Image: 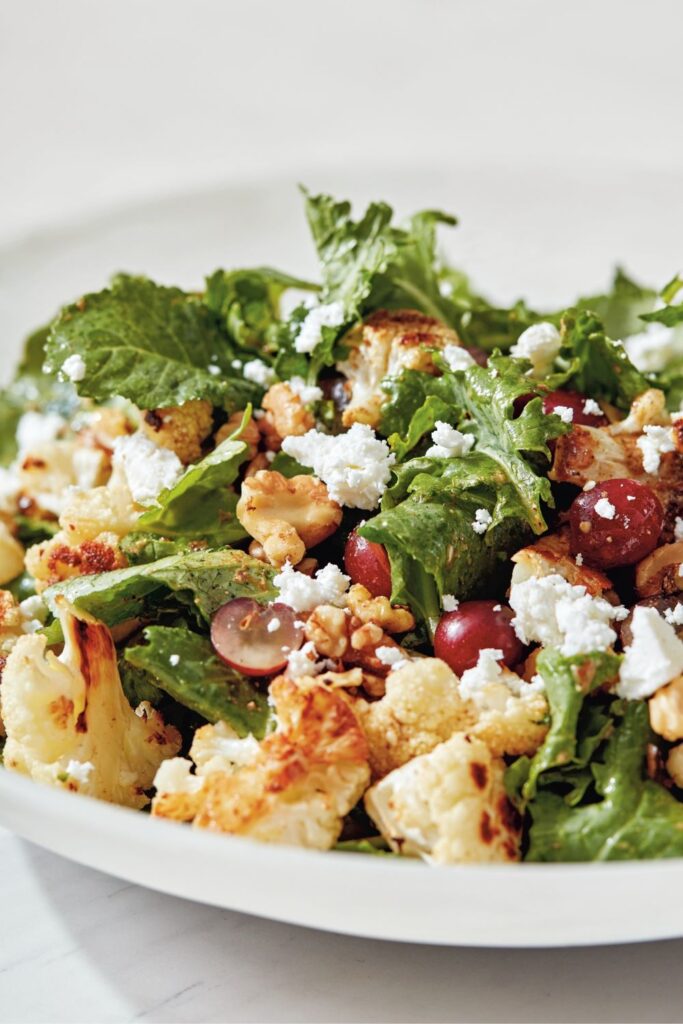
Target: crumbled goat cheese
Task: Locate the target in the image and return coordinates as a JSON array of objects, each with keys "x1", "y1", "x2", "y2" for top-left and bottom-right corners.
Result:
[
  {"x1": 282, "y1": 423, "x2": 395, "y2": 510},
  {"x1": 583, "y1": 480, "x2": 597, "y2": 492},
  {"x1": 286, "y1": 640, "x2": 326, "y2": 677},
  {"x1": 61, "y1": 353, "x2": 87, "y2": 382},
  {"x1": 617, "y1": 606, "x2": 683, "y2": 699},
  {"x1": 675, "y1": 517, "x2": 683, "y2": 542},
  {"x1": 267, "y1": 617, "x2": 281, "y2": 633},
  {"x1": 552, "y1": 405, "x2": 574, "y2": 424},
  {"x1": 623, "y1": 322, "x2": 682, "y2": 373},
  {"x1": 509, "y1": 572, "x2": 627, "y2": 657},
  {"x1": 442, "y1": 594, "x2": 459, "y2": 612},
  {"x1": 442, "y1": 344, "x2": 476, "y2": 372},
  {"x1": 273, "y1": 562, "x2": 350, "y2": 612},
  {"x1": 208, "y1": 364, "x2": 222, "y2": 376},
  {"x1": 594, "y1": 497, "x2": 616, "y2": 520},
  {"x1": 113, "y1": 432, "x2": 184, "y2": 505},
  {"x1": 287, "y1": 376, "x2": 323, "y2": 403},
  {"x1": 425, "y1": 421, "x2": 475, "y2": 459},
  {"x1": 169, "y1": 654, "x2": 180, "y2": 667},
  {"x1": 582, "y1": 398, "x2": 602, "y2": 417},
  {"x1": 16, "y1": 411, "x2": 65, "y2": 452},
  {"x1": 665, "y1": 604, "x2": 683, "y2": 626},
  {"x1": 509, "y1": 322, "x2": 562, "y2": 376},
  {"x1": 458, "y1": 649, "x2": 504, "y2": 695},
  {"x1": 575, "y1": 552, "x2": 584, "y2": 566},
  {"x1": 65, "y1": 759, "x2": 95, "y2": 785},
  {"x1": 242, "y1": 359, "x2": 276, "y2": 388},
  {"x1": 637, "y1": 425, "x2": 675, "y2": 474},
  {"x1": 295, "y1": 301, "x2": 346, "y2": 354},
  {"x1": 471, "y1": 508, "x2": 493, "y2": 535},
  {"x1": 376, "y1": 646, "x2": 407, "y2": 669}
]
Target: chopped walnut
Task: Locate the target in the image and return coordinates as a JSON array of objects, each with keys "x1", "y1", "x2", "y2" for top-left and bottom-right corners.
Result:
[
  {"x1": 244, "y1": 452, "x2": 271, "y2": 477},
  {"x1": 305, "y1": 605, "x2": 349, "y2": 658},
  {"x1": 346, "y1": 584, "x2": 415, "y2": 633},
  {"x1": 141, "y1": 400, "x2": 214, "y2": 464},
  {"x1": 236, "y1": 471, "x2": 342, "y2": 567},
  {"x1": 216, "y1": 411, "x2": 260, "y2": 459},
  {"x1": 650, "y1": 675, "x2": 683, "y2": 742},
  {"x1": 261, "y1": 383, "x2": 315, "y2": 450}
]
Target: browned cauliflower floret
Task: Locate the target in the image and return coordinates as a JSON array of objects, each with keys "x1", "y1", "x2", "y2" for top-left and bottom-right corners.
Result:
[
  {"x1": 458, "y1": 659, "x2": 549, "y2": 758},
  {"x1": 0, "y1": 521, "x2": 25, "y2": 585},
  {"x1": 17, "y1": 440, "x2": 109, "y2": 518},
  {"x1": 153, "y1": 675, "x2": 370, "y2": 849},
  {"x1": 141, "y1": 400, "x2": 214, "y2": 464},
  {"x1": 236, "y1": 470, "x2": 342, "y2": 567},
  {"x1": 635, "y1": 542, "x2": 683, "y2": 599},
  {"x1": 511, "y1": 529, "x2": 612, "y2": 597},
  {"x1": 261, "y1": 382, "x2": 315, "y2": 450},
  {"x1": 355, "y1": 658, "x2": 475, "y2": 779},
  {"x1": 338, "y1": 309, "x2": 460, "y2": 428},
  {"x1": 649, "y1": 675, "x2": 683, "y2": 742},
  {"x1": 26, "y1": 531, "x2": 126, "y2": 591},
  {"x1": 1, "y1": 601, "x2": 181, "y2": 808},
  {"x1": 365, "y1": 732, "x2": 522, "y2": 863}
]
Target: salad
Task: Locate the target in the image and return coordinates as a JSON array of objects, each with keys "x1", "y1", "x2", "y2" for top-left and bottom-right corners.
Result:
[{"x1": 1, "y1": 189, "x2": 683, "y2": 865}]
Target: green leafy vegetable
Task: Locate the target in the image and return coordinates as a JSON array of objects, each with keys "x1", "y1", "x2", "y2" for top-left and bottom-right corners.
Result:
[
  {"x1": 334, "y1": 837, "x2": 394, "y2": 856},
  {"x1": 641, "y1": 274, "x2": 683, "y2": 327},
  {"x1": 204, "y1": 267, "x2": 317, "y2": 355},
  {"x1": 119, "y1": 533, "x2": 206, "y2": 565},
  {"x1": 46, "y1": 274, "x2": 259, "y2": 412},
  {"x1": 554, "y1": 311, "x2": 649, "y2": 409},
  {"x1": 43, "y1": 548, "x2": 276, "y2": 634},
  {"x1": 577, "y1": 267, "x2": 657, "y2": 340},
  {"x1": 126, "y1": 626, "x2": 271, "y2": 737},
  {"x1": 119, "y1": 657, "x2": 163, "y2": 708},
  {"x1": 137, "y1": 411, "x2": 250, "y2": 542}
]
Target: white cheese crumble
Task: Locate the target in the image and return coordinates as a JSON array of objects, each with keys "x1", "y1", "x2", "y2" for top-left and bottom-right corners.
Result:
[
  {"x1": 675, "y1": 517, "x2": 683, "y2": 542},
  {"x1": 637, "y1": 424, "x2": 675, "y2": 474},
  {"x1": 295, "y1": 301, "x2": 346, "y2": 354},
  {"x1": 458, "y1": 648, "x2": 504, "y2": 695},
  {"x1": 509, "y1": 322, "x2": 562, "y2": 376},
  {"x1": 617, "y1": 606, "x2": 683, "y2": 699},
  {"x1": 623, "y1": 322, "x2": 682, "y2": 373},
  {"x1": 442, "y1": 344, "x2": 476, "y2": 372},
  {"x1": 169, "y1": 654, "x2": 180, "y2": 667},
  {"x1": 273, "y1": 561, "x2": 350, "y2": 612},
  {"x1": 242, "y1": 359, "x2": 276, "y2": 388},
  {"x1": 65, "y1": 759, "x2": 95, "y2": 785},
  {"x1": 61, "y1": 353, "x2": 87, "y2": 382},
  {"x1": 282, "y1": 423, "x2": 395, "y2": 510},
  {"x1": 425, "y1": 421, "x2": 475, "y2": 459},
  {"x1": 112, "y1": 432, "x2": 184, "y2": 505},
  {"x1": 376, "y1": 645, "x2": 407, "y2": 669},
  {"x1": 575, "y1": 552, "x2": 584, "y2": 566},
  {"x1": 458, "y1": 649, "x2": 546, "y2": 708},
  {"x1": 267, "y1": 617, "x2": 281, "y2": 633},
  {"x1": 594, "y1": 497, "x2": 616, "y2": 520},
  {"x1": 471, "y1": 508, "x2": 493, "y2": 535},
  {"x1": 665, "y1": 604, "x2": 683, "y2": 626},
  {"x1": 583, "y1": 480, "x2": 597, "y2": 492},
  {"x1": 208, "y1": 364, "x2": 221, "y2": 376},
  {"x1": 552, "y1": 405, "x2": 574, "y2": 424},
  {"x1": 582, "y1": 398, "x2": 602, "y2": 417},
  {"x1": 442, "y1": 594, "x2": 459, "y2": 612},
  {"x1": 286, "y1": 640, "x2": 327, "y2": 678},
  {"x1": 16, "y1": 411, "x2": 66, "y2": 452},
  {"x1": 287, "y1": 376, "x2": 323, "y2": 403},
  {"x1": 509, "y1": 572, "x2": 627, "y2": 657}
]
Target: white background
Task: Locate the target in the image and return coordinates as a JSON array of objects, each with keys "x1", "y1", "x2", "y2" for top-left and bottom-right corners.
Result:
[{"x1": 2, "y1": 2, "x2": 683, "y2": 1022}]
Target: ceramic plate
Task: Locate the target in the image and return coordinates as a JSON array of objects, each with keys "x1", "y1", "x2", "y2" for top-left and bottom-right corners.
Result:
[{"x1": 2, "y1": 166, "x2": 683, "y2": 946}]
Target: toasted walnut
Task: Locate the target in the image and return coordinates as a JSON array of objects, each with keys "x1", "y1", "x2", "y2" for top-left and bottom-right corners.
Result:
[
  {"x1": 237, "y1": 471, "x2": 342, "y2": 567},
  {"x1": 26, "y1": 532, "x2": 126, "y2": 591},
  {"x1": 141, "y1": 400, "x2": 214, "y2": 464},
  {"x1": 216, "y1": 411, "x2": 259, "y2": 459},
  {"x1": 261, "y1": 383, "x2": 315, "y2": 450},
  {"x1": 349, "y1": 621, "x2": 384, "y2": 650},
  {"x1": 244, "y1": 453, "x2": 272, "y2": 477},
  {"x1": 346, "y1": 584, "x2": 415, "y2": 633},
  {"x1": 650, "y1": 675, "x2": 683, "y2": 742},
  {"x1": 305, "y1": 605, "x2": 349, "y2": 658},
  {"x1": 635, "y1": 542, "x2": 683, "y2": 599},
  {"x1": 667, "y1": 744, "x2": 683, "y2": 787},
  {"x1": 247, "y1": 539, "x2": 269, "y2": 563},
  {"x1": 296, "y1": 557, "x2": 318, "y2": 577}
]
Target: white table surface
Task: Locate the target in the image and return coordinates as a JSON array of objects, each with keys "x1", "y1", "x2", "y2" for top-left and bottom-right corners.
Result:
[{"x1": 2, "y1": 2, "x2": 683, "y2": 1021}]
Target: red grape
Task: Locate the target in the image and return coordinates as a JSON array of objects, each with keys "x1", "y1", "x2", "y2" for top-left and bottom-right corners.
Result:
[
  {"x1": 434, "y1": 600, "x2": 525, "y2": 677},
  {"x1": 541, "y1": 389, "x2": 609, "y2": 428},
  {"x1": 465, "y1": 346, "x2": 488, "y2": 367},
  {"x1": 569, "y1": 478, "x2": 663, "y2": 569},
  {"x1": 210, "y1": 598, "x2": 304, "y2": 676},
  {"x1": 344, "y1": 530, "x2": 392, "y2": 598}
]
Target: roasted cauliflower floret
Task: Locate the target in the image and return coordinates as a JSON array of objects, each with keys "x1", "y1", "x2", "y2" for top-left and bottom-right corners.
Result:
[
  {"x1": 650, "y1": 675, "x2": 683, "y2": 742},
  {"x1": 347, "y1": 584, "x2": 415, "y2": 633},
  {"x1": 141, "y1": 399, "x2": 214, "y2": 464},
  {"x1": 153, "y1": 675, "x2": 370, "y2": 849},
  {"x1": 0, "y1": 590, "x2": 24, "y2": 659},
  {"x1": 458, "y1": 659, "x2": 548, "y2": 757},
  {"x1": 17, "y1": 440, "x2": 109, "y2": 518},
  {"x1": 261, "y1": 382, "x2": 315, "y2": 450},
  {"x1": 338, "y1": 309, "x2": 461, "y2": 428},
  {"x1": 355, "y1": 658, "x2": 474, "y2": 778},
  {"x1": 237, "y1": 470, "x2": 342, "y2": 567},
  {"x1": 0, "y1": 521, "x2": 24, "y2": 585},
  {"x1": 635, "y1": 542, "x2": 683, "y2": 599},
  {"x1": 25, "y1": 531, "x2": 126, "y2": 590},
  {"x1": 511, "y1": 529, "x2": 612, "y2": 596},
  {"x1": 1, "y1": 601, "x2": 181, "y2": 808},
  {"x1": 365, "y1": 732, "x2": 522, "y2": 863}
]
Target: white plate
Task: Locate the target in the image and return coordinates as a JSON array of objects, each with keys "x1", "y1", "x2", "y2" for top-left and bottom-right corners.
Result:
[{"x1": 2, "y1": 167, "x2": 683, "y2": 947}]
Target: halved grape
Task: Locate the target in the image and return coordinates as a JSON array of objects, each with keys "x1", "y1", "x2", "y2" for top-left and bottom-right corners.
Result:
[
  {"x1": 541, "y1": 389, "x2": 609, "y2": 427},
  {"x1": 569, "y1": 478, "x2": 663, "y2": 569},
  {"x1": 344, "y1": 530, "x2": 392, "y2": 598},
  {"x1": 433, "y1": 600, "x2": 525, "y2": 677},
  {"x1": 210, "y1": 598, "x2": 304, "y2": 677}
]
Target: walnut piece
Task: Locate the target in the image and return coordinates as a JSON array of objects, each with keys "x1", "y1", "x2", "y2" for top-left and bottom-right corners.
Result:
[
  {"x1": 346, "y1": 584, "x2": 415, "y2": 633},
  {"x1": 261, "y1": 383, "x2": 315, "y2": 450},
  {"x1": 236, "y1": 471, "x2": 342, "y2": 567},
  {"x1": 305, "y1": 605, "x2": 349, "y2": 658}
]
